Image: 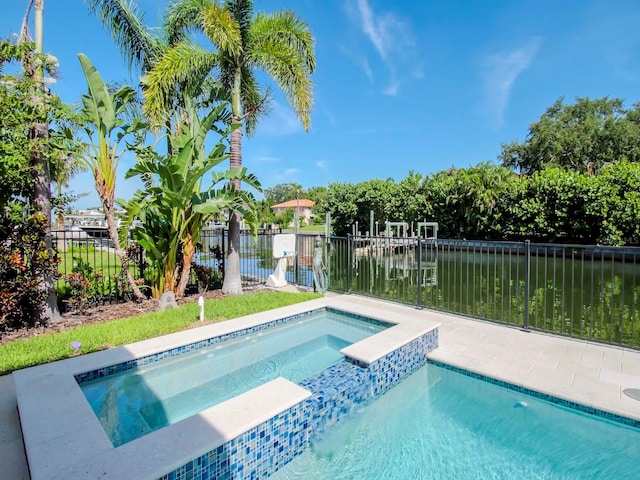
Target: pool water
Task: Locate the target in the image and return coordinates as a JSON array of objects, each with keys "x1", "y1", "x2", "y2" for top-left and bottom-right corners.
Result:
[
  {"x1": 272, "y1": 363, "x2": 640, "y2": 479},
  {"x1": 81, "y1": 311, "x2": 387, "y2": 447}
]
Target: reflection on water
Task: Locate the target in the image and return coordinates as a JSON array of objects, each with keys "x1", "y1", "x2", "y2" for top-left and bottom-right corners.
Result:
[{"x1": 330, "y1": 240, "x2": 640, "y2": 347}]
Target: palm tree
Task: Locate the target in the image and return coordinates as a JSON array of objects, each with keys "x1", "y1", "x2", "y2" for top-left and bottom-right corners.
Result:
[
  {"x1": 76, "y1": 53, "x2": 146, "y2": 301},
  {"x1": 87, "y1": 0, "x2": 239, "y2": 297},
  {"x1": 19, "y1": 0, "x2": 62, "y2": 322},
  {"x1": 143, "y1": 0, "x2": 315, "y2": 294}
]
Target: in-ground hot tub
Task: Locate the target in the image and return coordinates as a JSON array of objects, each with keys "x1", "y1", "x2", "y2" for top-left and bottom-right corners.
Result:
[{"x1": 79, "y1": 309, "x2": 391, "y2": 446}]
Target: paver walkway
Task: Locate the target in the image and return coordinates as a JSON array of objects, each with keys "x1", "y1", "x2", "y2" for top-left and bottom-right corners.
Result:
[{"x1": 0, "y1": 374, "x2": 29, "y2": 479}]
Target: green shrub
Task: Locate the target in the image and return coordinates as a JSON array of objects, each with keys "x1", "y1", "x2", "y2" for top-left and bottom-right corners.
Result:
[{"x1": 0, "y1": 213, "x2": 59, "y2": 331}]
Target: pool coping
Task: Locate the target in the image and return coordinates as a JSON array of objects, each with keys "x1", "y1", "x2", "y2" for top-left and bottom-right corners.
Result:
[{"x1": 13, "y1": 296, "x2": 440, "y2": 480}]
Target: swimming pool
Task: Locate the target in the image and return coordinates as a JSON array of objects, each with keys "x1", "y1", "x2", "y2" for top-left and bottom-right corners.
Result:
[
  {"x1": 272, "y1": 362, "x2": 640, "y2": 479},
  {"x1": 80, "y1": 310, "x2": 389, "y2": 446}
]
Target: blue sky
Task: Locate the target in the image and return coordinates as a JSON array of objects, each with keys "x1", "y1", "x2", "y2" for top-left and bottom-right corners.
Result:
[{"x1": 3, "y1": 0, "x2": 640, "y2": 209}]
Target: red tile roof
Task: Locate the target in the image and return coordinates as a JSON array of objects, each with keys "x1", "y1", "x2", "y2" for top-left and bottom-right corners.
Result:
[{"x1": 271, "y1": 199, "x2": 316, "y2": 209}]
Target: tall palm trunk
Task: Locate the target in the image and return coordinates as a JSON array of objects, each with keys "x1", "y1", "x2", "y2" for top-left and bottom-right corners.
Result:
[
  {"x1": 32, "y1": 118, "x2": 60, "y2": 322},
  {"x1": 222, "y1": 70, "x2": 244, "y2": 295},
  {"x1": 29, "y1": 0, "x2": 61, "y2": 323},
  {"x1": 222, "y1": 122, "x2": 243, "y2": 294}
]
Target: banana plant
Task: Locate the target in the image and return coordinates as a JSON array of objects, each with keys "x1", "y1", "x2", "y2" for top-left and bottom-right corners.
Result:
[
  {"x1": 76, "y1": 53, "x2": 146, "y2": 301},
  {"x1": 121, "y1": 100, "x2": 261, "y2": 298}
]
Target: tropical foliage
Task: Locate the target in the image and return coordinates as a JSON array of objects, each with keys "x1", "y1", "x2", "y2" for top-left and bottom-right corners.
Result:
[
  {"x1": 0, "y1": 40, "x2": 75, "y2": 210},
  {"x1": 315, "y1": 96, "x2": 640, "y2": 244},
  {"x1": 143, "y1": 0, "x2": 315, "y2": 295},
  {"x1": 0, "y1": 213, "x2": 58, "y2": 331},
  {"x1": 318, "y1": 161, "x2": 640, "y2": 246},
  {"x1": 122, "y1": 101, "x2": 261, "y2": 298},
  {"x1": 75, "y1": 53, "x2": 146, "y2": 300},
  {"x1": 257, "y1": 183, "x2": 327, "y2": 227},
  {"x1": 263, "y1": 183, "x2": 304, "y2": 205},
  {"x1": 0, "y1": 39, "x2": 72, "y2": 325}
]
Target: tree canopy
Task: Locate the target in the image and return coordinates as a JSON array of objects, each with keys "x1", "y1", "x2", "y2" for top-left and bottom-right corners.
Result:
[
  {"x1": 264, "y1": 183, "x2": 303, "y2": 205},
  {"x1": 140, "y1": 0, "x2": 316, "y2": 295},
  {"x1": 317, "y1": 160, "x2": 640, "y2": 246},
  {"x1": 500, "y1": 97, "x2": 640, "y2": 174},
  {"x1": 0, "y1": 40, "x2": 70, "y2": 208}
]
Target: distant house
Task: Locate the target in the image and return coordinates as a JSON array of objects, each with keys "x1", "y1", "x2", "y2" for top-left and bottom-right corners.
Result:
[{"x1": 271, "y1": 199, "x2": 316, "y2": 226}]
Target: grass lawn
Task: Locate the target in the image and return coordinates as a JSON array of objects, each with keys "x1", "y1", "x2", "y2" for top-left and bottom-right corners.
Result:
[
  {"x1": 0, "y1": 290, "x2": 321, "y2": 375},
  {"x1": 57, "y1": 244, "x2": 122, "y2": 277},
  {"x1": 299, "y1": 225, "x2": 327, "y2": 233},
  {"x1": 280, "y1": 225, "x2": 327, "y2": 234}
]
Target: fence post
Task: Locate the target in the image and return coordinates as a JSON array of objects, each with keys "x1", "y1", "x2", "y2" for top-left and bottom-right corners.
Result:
[
  {"x1": 523, "y1": 240, "x2": 531, "y2": 329},
  {"x1": 138, "y1": 241, "x2": 145, "y2": 281},
  {"x1": 221, "y1": 228, "x2": 226, "y2": 277},
  {"x1": 417, "y1": 238, "x2": 423, "y2": 309},
  {"x1": 346, "y1": 234, "x2": 352, "y2": 294},
  {"x1": 295, "y1": 234, "x2": 300, "y2": 285}
]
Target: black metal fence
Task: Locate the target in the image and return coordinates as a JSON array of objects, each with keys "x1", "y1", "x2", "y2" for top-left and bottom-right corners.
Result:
[
  {"x1": 53, "y1": 227, "x2": 640, "y2": 349},
  {"x1": 326, "y1": 235, "x2": 640, "y2": 349},
  {"x1": 53, "y1": 228, "x2": 319, "y2": 310}
]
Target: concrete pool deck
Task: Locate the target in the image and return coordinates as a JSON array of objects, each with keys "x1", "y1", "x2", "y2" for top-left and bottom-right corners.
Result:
[{"x1": 2, "y1": 293, "x2": 640, "y2": 479}]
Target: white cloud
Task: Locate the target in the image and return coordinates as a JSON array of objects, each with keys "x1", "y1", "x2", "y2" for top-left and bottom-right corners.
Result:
[
  {"x1": 340, "y1": 46, "x2": 374, "y2": 82},
  {"x1": 348, "y1": 0, "x2": 421, "y2": 95},
  {"x1": 360, "y1": 56, "x2": 374, "y2": 81},
  {"x1": 480, "y1": 38, "x2": 543, "y2": 128},
  {"x1": 316, "y1": 160, "x2": 328, "y2": 169},
  {"x1": 255, "y1": 156, "x2": 282, "y2": 163},
  {"x1": 356, "y1": 0, "x2": 387, "y2": 59},
  {"x1": 262, "y1": 167, "x2": 300, "y2": 187},
  {"x1": 383, "y1": 79, "x2": 400, "y2": 96},
  {"x1": 255, "y1": 101, "x2": 303, "y2": 137}
]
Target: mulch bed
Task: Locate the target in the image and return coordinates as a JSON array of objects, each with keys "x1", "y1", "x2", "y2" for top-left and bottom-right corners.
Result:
[{"x1": 0, "y1": 288, "x2": 259, "y2": 345}]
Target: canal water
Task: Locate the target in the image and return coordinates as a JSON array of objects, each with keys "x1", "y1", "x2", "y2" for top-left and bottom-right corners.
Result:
[{"x1": 328, "y1": 240, "x2": 640, "y2": 347}]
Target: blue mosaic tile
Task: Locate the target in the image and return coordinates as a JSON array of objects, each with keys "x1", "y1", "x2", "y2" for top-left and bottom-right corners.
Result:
[
  {"x1": 325, "y1": 307, "x2": 395, "y2": 330},
  {"x1": 299, "y1": 328, "x2": 439, "y2": 440},
  {"x1": 156, "y1": 403, "x2": 310, "y2": 480}
]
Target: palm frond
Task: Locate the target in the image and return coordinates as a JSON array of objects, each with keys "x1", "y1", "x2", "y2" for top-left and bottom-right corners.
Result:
[
  {"x1": 249, "y1": 11, "x2": 316, "y2": 73},
  {"x1": 87, "y1": 0, "x2": 163, "y2": 72},
  {"x1": 225, "y1": 0, "x2": 253, "y2": 40},
  {"x1": 194, "y1": 76, "x2": 231, "y2": 113},
  {"x1": 241, "y1": 68, "x2": 270, "y2": 136},
  {"x1": 78, "y1": 53, "x2": 116, "y2": 134},
  {"x1": 116, "y1": 188, "x2": 148, "y2": 244},
  {"x1": 218, "y1": 55, "x2": 237, "y2": 91},
  {"x1": 247, "y1": 11, "x2": 315, "y2": 130},
  {"x1": 164, "y1": 0, "x2": 210, "y2": 45},
  {"x1": 142, "y1": 41, "x2": 218, "y2": 125},
  {"x1": 247, "y1": 42, "x2": 313, "y2": 131},
  {"x1": 202, "y1": 2, "x2": 243, "y2": 57}
]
